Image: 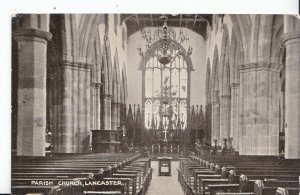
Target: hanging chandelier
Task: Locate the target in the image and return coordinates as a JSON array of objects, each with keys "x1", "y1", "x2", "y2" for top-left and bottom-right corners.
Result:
[{"x1": 137, "y1": 15, "x2": 193, "y2": 64}]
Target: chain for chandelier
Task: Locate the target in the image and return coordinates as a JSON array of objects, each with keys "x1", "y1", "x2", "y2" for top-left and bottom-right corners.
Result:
[{"x1": 138, "y1": 14, "x2": 193, "y2": 63}]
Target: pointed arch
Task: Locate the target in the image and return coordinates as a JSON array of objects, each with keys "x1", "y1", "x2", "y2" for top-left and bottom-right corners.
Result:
[
  {"x1": 101, "y1": 34, "x2": 113, "y2": 95},
  {"x1": 78, "y1": 14, "x2": 106, "y2": 64},
  {"x1": 205, "y1": 58, "x2": 211, "y2": 104},
  {"x1": 112, "y1": 49, "x2": 121, "y2": 103},
  {"x1": 271, "y1": 15, "x2": 284, "y2": 64},
  {"x1": 219, "y1": 24, "x2": 231, "y2": 95},
  {"x1": 139, "y1": 39, "x2": 194, "y2": 71},
  {"x1": 257, "y1": 15, "x2": 274, "y2": 62},
  {"x1": 87, "y1": 30, "x2": 102, "y2": 83},
  {"x1": 48, "y1": 14, "x2": 79, "y2": 62},
  {"x1": 229, "y1": 15, "x2": 250, "y2": 63},
  {"x1": 121, "y1": 65, "x2": 128, "y2": 104},
  {"x1": 212, "y1": 45, "x2": 220, "y2": 93},
  {"x1": 250, "y1": 15, "x2": 284, "y2": 64},
  {"x1": 229, "y1": 26, "x2": 244, "y2": 84}
]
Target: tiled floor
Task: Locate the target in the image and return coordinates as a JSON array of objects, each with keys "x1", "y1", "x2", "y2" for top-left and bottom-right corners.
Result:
[{"x1": 146, "y1": 161, "x2": 184, "y2": 195}]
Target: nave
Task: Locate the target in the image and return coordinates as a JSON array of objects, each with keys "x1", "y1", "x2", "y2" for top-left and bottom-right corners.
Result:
[
  {"x1": 11, "y1": 13, "x2": 300, "y2": 195},
  {"x1": 146, "y1": 161, "x2": 182, "y2": 195}
]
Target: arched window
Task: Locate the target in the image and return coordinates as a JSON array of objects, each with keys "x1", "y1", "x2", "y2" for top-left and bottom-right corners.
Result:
[{"x1": 143, "y1": 41, "x2": 191, "y2": 131}]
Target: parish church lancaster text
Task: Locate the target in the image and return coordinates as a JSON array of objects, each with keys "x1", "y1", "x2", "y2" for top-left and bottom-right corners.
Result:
[{"x1": 11, "y1": 14, "x2": 300, "y2": 158}]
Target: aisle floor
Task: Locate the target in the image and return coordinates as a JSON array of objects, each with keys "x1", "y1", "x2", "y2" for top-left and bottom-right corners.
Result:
[{"x1": 146, "y1": 161, "x2": 184, "y2": 195}]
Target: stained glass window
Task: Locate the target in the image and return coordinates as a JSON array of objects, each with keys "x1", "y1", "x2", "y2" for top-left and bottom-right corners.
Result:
[{"x1": 144, "y1": 54, "x2": 189, "y2": 130}]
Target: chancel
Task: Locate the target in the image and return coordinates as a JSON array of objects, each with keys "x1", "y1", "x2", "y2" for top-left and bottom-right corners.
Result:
[{"x1": 11, "y1": 14, "x2": 300, "y2": 195}]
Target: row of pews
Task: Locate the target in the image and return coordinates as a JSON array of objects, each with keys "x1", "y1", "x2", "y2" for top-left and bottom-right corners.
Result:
[
  {"x1": 12, "y1": 153, "x2": 152, "y2": 195},
  {"x1": 178, "y1": 155, "x2": 300, "y2": 195}
]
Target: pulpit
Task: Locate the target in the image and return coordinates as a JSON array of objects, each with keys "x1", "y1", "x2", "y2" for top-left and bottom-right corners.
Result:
[
  {"x1": 91, "y1": 130, "x2": 121, "y2": 153},
  {"x1": 157, "y1": 156, "x2": 172, "y2": 176}
]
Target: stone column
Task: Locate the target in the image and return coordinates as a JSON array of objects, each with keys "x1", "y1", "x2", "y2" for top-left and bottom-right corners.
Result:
[
  {"x1": 219, "y1": 94, "x2": 231, "y2": 139},
  {"x1": 77, "y1": 66, "x2": 85, "y2": 152},
  {"x1": 238, "y1": 62, "x2": 279, "y2": 155},
  {"x1": 14, "y1": 27, "x2": 52, "y2": 156},
  {"x1": 211, "y1": 90, "x2": 220, "y2": 143},
  {"x1": 230, "y1": 83, "x2": 239, "y2": 151},
  {"x1": 102, "y1": 94, "x2": 112, "y2": 130},
  {"x1": 92, "y1": 82, "x2": 102, "y2": 129},
  {"x1": 91, "y1": 84, "x2": 95, "y2": 129},
  {"x1": 283, "y1": 32, "x2": 300, "y2": 159},
  {"x1": 116, "y1": 103, "x2": 121, "y2": 128},
  {"x1": 84, "y1": 66, "x2": 92, "y2": 152},
  {"x1": 111, "y1": 102, "x2": 117, "y2": 130},
  {"x1": 71, "y1": 64, "x2": 79, "y2": 153},
  {"x1": 112, "y1": 102, "x2": 121, "y2": 130},
  {"x1": 60, "y1": 62, "x2": 75, "y2": 153}
]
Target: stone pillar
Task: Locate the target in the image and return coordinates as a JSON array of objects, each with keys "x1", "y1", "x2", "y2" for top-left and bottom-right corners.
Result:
[
  {"x1": 111, "y1": 102, "x2": 117, "y2": 130},
  {"x1": 60, "y1": 63, "x2": 75, "y2": 153},
  {"x1": 116, "y1": 103, "x2": 121, "y2": 128},
  {"x1": 92, "y1": 82, "x2": 101, "y2": 129},
  {"x1": 84, "y1": 66, "x2": 92, "y2": 152},
  {"x1": 71, "y1": 64, "x2": 79, "y2": 153},
  {"x1": 77, "y1": 66, "x2": 86, "y2": 152},
  {"x1": 211, "y1": 90, "x2": 220, "y2": 143},
  {"x1": 14, "y1": 27, "x2": 52, "y2": 156},
  {"x1": 230, "y1": 83, "x2": 239, "y2": 151},
  {"x1": 102, "y1": 94, "x2": 112, "y2": 130},
  {"x1": 219, "y1": 94, "x2": 231, "y2": 139},
  {"x1": 111, "y1": 102, "x2": 121, "y2": 130},
  {"x1": 238, "y1": 62, "x2": 279, "y2": 155},
  {"x1": 283, "y1": 32, "x2": 300, "y2": 159}
]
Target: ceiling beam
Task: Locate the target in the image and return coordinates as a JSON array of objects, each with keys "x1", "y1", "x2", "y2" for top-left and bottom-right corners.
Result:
[
  {"x1": 135, "y1": 14, "x2": 140, "y2": 26},
  {"x1": 128, "y1": 17, "x2": 207, "y2": 23},
  {"x1": 193, "y1": 15, "x2": 198, "y2": 27},
  {"x1": 150, "y1": 14, "x2": 154, "y2": 26},
  {"x1": 179, "y1": 14, "x2": 183, "y2": 27}
]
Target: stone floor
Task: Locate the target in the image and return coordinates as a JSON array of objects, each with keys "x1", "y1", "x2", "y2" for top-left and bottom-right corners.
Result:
[{"x1": 146, "y1": 161, "x2": 184, "y2": 195}]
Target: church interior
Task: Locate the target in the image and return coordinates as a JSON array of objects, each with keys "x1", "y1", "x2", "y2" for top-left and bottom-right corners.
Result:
[{"x1": 11, "y1": 14, "x2": 300, "y2": 195}]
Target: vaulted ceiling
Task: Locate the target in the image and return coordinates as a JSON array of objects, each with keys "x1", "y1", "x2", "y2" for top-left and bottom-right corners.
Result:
[{"x1": 121, "y1": 14, "x2": 213, "y2": 39}]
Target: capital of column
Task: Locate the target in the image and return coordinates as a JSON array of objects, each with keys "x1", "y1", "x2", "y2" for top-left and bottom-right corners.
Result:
[
  {"x1": 91, "y1": 82, "x2": 102, "y2": 88},
  {"x1": 61, "y1": 60, "x2": 93, "y2": 70},
  {"x1": 230, "y1": 83, "x2": 239, "y2": 88},
  {"x1": 219, "y1": 94, "x2": 231, "y2": 99},
  {"x1": 282, "y1": 32, "x2": 300, "y2": 46},
  {"x1": 238, "y1": 62, "x2": 281, "y2": 72},
  {"x1": 112, "y1": 102, "x2": 122, "y2": 106},
  {"x1": 13, "y1": 28, "x2": 52, "y2": 42},
  {"x1": 101, "y1": 94, "x2": 112, "y2": 99},
  {"x1": 211, "y1": 101, "x2": 220, "y2": 106}
]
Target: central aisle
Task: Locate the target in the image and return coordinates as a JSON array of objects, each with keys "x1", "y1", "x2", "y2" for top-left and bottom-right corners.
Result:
[{"x1": 146, "y1": 161, "x2": 184, "y2": 195}]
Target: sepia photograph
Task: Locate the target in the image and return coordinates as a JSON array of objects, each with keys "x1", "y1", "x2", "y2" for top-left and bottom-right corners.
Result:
[{"x1": 9, "y1": 11, "x2": 300, "y2": 195}]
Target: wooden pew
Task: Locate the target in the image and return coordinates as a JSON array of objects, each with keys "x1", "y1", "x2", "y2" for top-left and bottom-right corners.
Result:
[
  {"x1": 254, "y1": 180, "x2": 300, "y2": 195},
  {"x1": 188, "y1": 154, "x2": 300, "y2": 195},
  {"x1": 12, "y1": 153, "x2": 147, "y2": 195},
  {"x1": 83, "y1": 191, "x2": 122, "y2": 195},
  {"x1": 208, "y1": 184, "x2": 240, "y2": 195},
  {"x1": 216, "y1": 193, "x2": 254, "y2": 195},
  {"x1": 201, "y1": 179, "x2": 229, "y2": 195}
]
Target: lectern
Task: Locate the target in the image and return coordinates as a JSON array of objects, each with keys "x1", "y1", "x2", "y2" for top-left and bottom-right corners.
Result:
[{"x1": 157, "y1": 157, "x2": 172, "y2": 176}]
